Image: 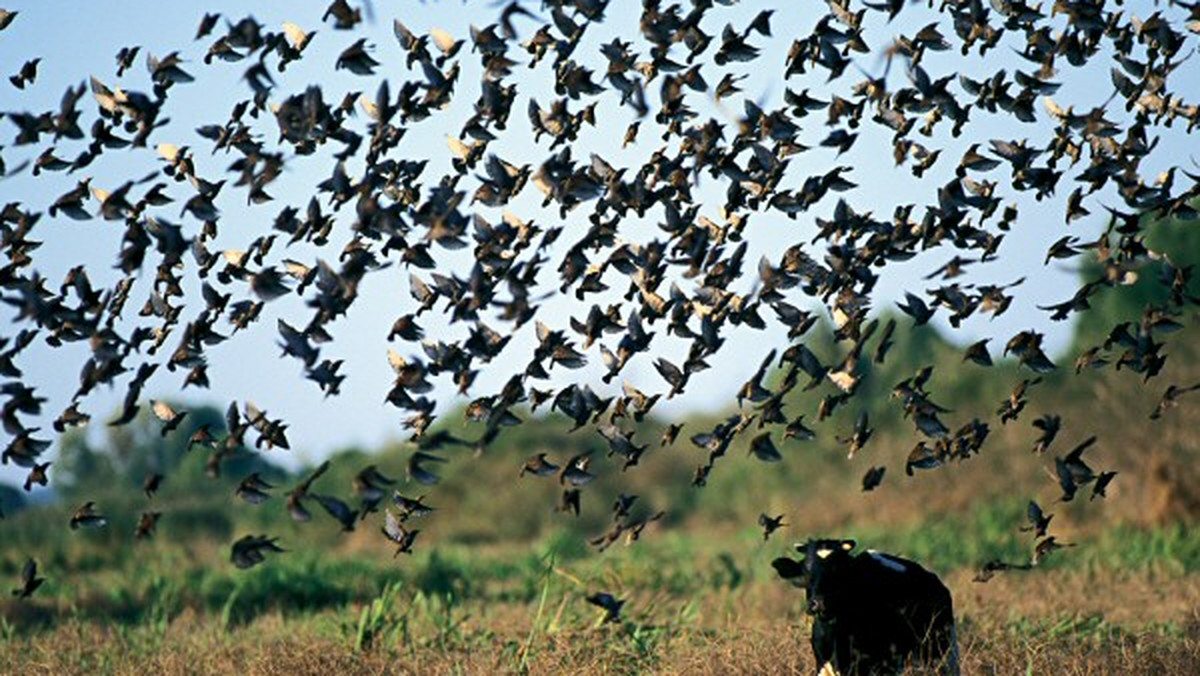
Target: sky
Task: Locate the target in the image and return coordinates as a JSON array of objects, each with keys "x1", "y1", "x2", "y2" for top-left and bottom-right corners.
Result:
[{"x1": 1, "y1": 0, "x2": 1198, "y2": 485}]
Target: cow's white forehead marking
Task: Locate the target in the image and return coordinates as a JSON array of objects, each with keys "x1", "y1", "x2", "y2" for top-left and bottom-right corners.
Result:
[
  {"x1": 867, "y1": 550, "x2": 910, "y2": 573},
  {"x1": 816, "y1": 547, "x2": 835, "y2": 558}
]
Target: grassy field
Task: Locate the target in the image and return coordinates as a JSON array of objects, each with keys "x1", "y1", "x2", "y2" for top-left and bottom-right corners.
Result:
[{"x1": 2, "y1": 524, "x2": 1199, "y2": 675}]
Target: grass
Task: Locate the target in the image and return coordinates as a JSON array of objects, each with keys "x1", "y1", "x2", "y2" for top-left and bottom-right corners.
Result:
[{"x1": 3, "y1": 512, "x2": 1200, "y2": 674}]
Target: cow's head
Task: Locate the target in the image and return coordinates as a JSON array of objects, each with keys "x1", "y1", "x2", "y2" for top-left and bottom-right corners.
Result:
[{"x1": 771, "y1": 538, "x2": 856, "y2": 590}]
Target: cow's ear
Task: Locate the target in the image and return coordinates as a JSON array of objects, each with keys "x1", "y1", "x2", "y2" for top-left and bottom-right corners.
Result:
[
  {"x1": 840, "y1": 539, "x2": 856, "y2": 552},
  {"x1": 772, "y1": 557, "x2": 809, "y2": 586}
]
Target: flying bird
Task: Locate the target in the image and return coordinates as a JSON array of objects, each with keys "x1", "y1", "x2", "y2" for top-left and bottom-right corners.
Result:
[
  {"x1": 230, "y1": 535, "x2": 285, "y2": 569},
  {"x1": 12, "y1": 558, "x2": 45, "y2": 598}
]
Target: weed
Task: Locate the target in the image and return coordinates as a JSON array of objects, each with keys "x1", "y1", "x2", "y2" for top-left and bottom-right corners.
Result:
[{"x1": 354, "y1": 581, "x2": 405, "y2": 652}]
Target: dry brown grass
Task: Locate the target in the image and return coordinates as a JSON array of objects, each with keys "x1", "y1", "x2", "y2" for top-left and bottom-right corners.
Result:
[
  {"x1": 5, "y1": 561, "x2": 1198, "y2": 676},
  {"x1": 5, "y1": 609, "x2": 1198, "y2": 676}
]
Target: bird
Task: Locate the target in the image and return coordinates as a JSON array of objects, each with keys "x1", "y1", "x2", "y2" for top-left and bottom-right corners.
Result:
[
  {"x1": 748, "y1": 432, "x2": 782, "y2": 462},
  {"x1": 1031, "y1": 415, "x2": 1061, "y2": 454},
  {"x1": 287, "y1": 460, "x2": 330, "y2": 522},
  {"x1": 22, "y1": 461, "x2": 49, "y2": 492},
  {"x1": 897, "y1": 292, "x2": 935, "y2": 325},
  {"x1": 407, "y1": 451, "x2": 448, "y2": 486},
  {"x1": 12, "y1": 558, "x2": 45, "y2": 598},
  {"x1": 142, "y1": 472, "x2": 164, "y2": 499},
  {"x1": 1150, "y1": 382, "x2": 1200, "y2": 420},
  {"x1": 660, "y1": 423, "x2": 683, "y2": 446},
  {"x1": 9, "y1": 57, "x2": 39, "y2": 89},
  {"x1": 353, "y1": 464, "x2": 397, "y2": 515},
  {"x1": 612, "y1": 493, "x2": 638, "y2": 521},
  {"x1": 230, "y1": 535, "x2": 285, "y2": 569},
  {"x1": 559, "y1": 452, "x2": 595, "y2": 486},
  {"x1": 962, "y1": 339, "x2": 992, "y2": 367},
  {"x1": 381, "y1": 509, "x2": 420, "y2": 556},
  {"x1": 134, "y1": 511, "x2": 162, "y2": 540},
  {"x1": 838, "y1": 411, "x2": 872, "y2": 459},
  {"x1": 392, "y1": 492, "x2": 435, "y2": 521},
  {"x1": 972, "y1": 558, "x2": 1031, "y2": 583},
  {"x1": 69, "y1": 502, "x2": 107, "y2": 530},
  {"x1": 235, "y1": 473, "x2": 274, "y2": 504},
  {"x1": 312, "y1": 494, "x2": 358, "y2": 531},
  {"x1": 861, "y1": 466, "x2": 886, "y2": 491},
  {"x1": 1091, "y1": 470, "x2": 1118, "y2": 500},
  {"x1": 758, "y1": 513, "x2": 785, "y2": 540},
  {"x1": 520, "y1": 452, "x2": 559, "y2": 477},
  {"x1": 1019, "y1": 500, "x2": 1053, "y2": 538},
  {"x1": 1032, "y1": 536, "x2": 1075, "y2": 566},
  {"x1": 585, "y1": 591, "x2": 624, "y2": 623},
  {"x1": 1054, "y1": 436, "x2": 1098, "y2": 502},
  {"x1": 558, "y1": 488, "x2": 581, "y2": 517}
]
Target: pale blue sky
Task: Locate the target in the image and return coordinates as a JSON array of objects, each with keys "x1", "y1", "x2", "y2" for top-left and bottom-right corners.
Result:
[{"x1": 1, "y1": 0, "x2": 1197, "y2": 484}]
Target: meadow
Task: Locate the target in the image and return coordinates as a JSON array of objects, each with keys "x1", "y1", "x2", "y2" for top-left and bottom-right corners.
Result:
[{"x1": 2, "y1": 513, "x2": 1199, "y2": 674}]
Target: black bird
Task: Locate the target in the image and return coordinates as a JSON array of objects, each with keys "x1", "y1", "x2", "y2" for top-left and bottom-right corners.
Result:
[
  {"x1": 353, "y1": 465, "x2": 396, "y2": 515},
  {"x1": 861, "y1": 466, "x2": 886, "y2": 491},
  {"x1": 69, "y1": 501, "x2": 106, "y2": 530},
  {"x1": 143, "y1": 472, "x2": 163, "y2": 499},
  {"x1": 1091, "y1": 470, "x2": 1118, "y2": 501},
  {"x1": 521, "y1": 452, "x2": 559, "y2": 477},
  {"x1": 1054, "y1": 436, "x2": 1098, "y2": 502},
  {"x1": 323, "y1": 0, "x2": 362, "y2": 30},
  {"x1": 559, "y1": 452, "x2": 595, "y2": 486},
  {"x1": 135, "y1": 511, "x2": 162, "y2": 540},
  {"x1": 897, "y1": 292, "x2": 935, "y2": 325},
  {"x1": 612, "y1": 493, "x2": 638, "y2": 521},
  {"x1": 12, "y1": 558, "x2": 44, "y2": 598},
  {"x1": 1150, "y1": 382, "x2": 1200, "y2": 420},
  {"x1": 22, "y1": 461, "x2": 49, "y2": 492},
  {"x1": 962, "y1": 339, "x2": 992, "y2": 367},
  {"x1": 9, "y1": 57, "x2": 39, "y2": 89},
  {"x1": 1020, "y1": 500, "x2": 1053, "y2": 538},
  {"x1": 972, "y1": 558, "x2": 1031, "y2": 583},
  {"x1": 382, "y1": 509, "x2": 420, "y2": 556},
  {"x1": 558, "y1": 488, "x2": 581, "y2": 516},
  {"x1": 312, "y1": 494, "x2": 358, "y2": 531},
  {"x1": 1031, "y1": 414, "x2": 1061, "y2": 454},
  {"x1": 407, "y1": 451, "x2": 448, "y2": 485},
  {"x1": 235, "y1": 473, "x2": 274, "y2": 504},
  {"x1": 230, "y1": 535, "x2": 285, "y2": 569},
  {"x1": 287, "y1": 460, "x2": 330, "y2": 522},
  {"x1": 392, "y1": 491, "x2": 435, "y2": 521},
  {"x1": 837, "y1": 411, "x2": 872, "y2": 459},
  {"x1": 586, "y1": 591, "x2": 624, "y2": 623},
  {"x1": 1032, "y1": 536, "x2": 1074, "y2": 566},
  {"x1": 758, "y1": 513, "x2": 785, "y2": 540}
]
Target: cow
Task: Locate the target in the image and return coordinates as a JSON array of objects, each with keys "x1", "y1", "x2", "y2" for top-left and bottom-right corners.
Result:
[{"x1": 773, "y1": 539, "x2": 959, "y2": 676}]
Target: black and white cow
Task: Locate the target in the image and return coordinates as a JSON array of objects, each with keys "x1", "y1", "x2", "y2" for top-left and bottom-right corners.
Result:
[{"x1": 773, "y1": 539, "x2": 959, "y2": 676}]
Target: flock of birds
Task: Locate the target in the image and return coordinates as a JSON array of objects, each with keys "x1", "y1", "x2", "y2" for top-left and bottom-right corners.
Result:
[{"x1": 4, "y1": 0, "x2": 1200, "y2": 608}]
